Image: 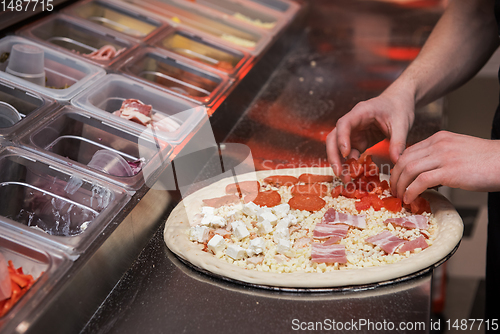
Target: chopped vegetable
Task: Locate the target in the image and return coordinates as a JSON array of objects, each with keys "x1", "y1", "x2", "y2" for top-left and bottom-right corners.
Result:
[{"x1": 0, "y1": 260, "x2": 38, "y2": 317}]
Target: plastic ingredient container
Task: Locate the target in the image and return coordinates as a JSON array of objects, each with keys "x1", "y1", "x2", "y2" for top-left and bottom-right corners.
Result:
[
  {"x1": 0, "y1": 146, "x2": 130, "y2": 256},
  {"x1": 18, "y1": 105, "x2": 172, "y2": 190},
  {"x1": 63, "y1": 0, "x2": 166, "y2": 42},
  {"x1": 0, "y1": 36, "x2": 105, "y2": 101},
  {"x1": 0, "y1": 79, "x2": 58, "y2": 139},
  {"x1": 72, "y1": 74, "x2": 205, "y2": 144},
  {"x1": 0, "y1": 227, "x2": 71, "y2": 334},
  {"x1": 151, "y1": 28, "x2": 249, "y2": 76},
  {"x1": 115, "y1": 47, "x2": 229, "y2": 105},
  {"x1": 18, "y1": 14, "x2": 136, "y2": 68}
]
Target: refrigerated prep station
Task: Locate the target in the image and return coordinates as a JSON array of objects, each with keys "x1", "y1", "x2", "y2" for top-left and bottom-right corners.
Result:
[{"x1": 0, "y1": 1, "x2": 450, "y2": 333}]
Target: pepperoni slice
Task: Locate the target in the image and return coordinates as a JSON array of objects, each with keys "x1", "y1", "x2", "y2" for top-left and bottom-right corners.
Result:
[
  {"x1": 225, "y1": 181, "x2": 260, "y2": 196},
  {"x1": 291, "y1": 183, "x2": 328, "y2": 196},
  {"x1": 288, "y1": 194, "x2": 326, "y2": 211},
  {"x1": 263, "y1": 175, "x2": 299, "y2": 187},
  {"x1": 245, "y1": 190, "x2": 281, "y2": 207},
  {"x1": 203, "y1": 194, "x2": 240, "y2": 208},
  {"x1": 331, "y1": 185, "x2": 344, "y2": 198},
  {"x1": 298, "y1": 174, "x2": 334, "y2": 184}
]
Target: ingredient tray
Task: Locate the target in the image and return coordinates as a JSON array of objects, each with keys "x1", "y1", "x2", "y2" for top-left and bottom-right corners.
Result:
[
  {"x1": 72, "y1": 74, "x2": 205, "y2": 144},
  {"x1": 63, "y1": 0, "x2": 167, "y2": 42},
  {"x1": 0, "y1": 145, "x2": 131, "y2": 257},
  {"x1": 0, "y1": 78, "x2": 58, "y2": 139},
  {"x1": 0, "y1": 227, "x2": 71, "y2": 334},
  {"x1": 115, "y1": 46, "x2": 230, "y2": 105},
  {"x1": 0, "y1": 36, "x2": 105, "y2": 101},
  {"x1": 18, "y1": 14, "x2": 137, "y2": 68},
  {"x1": 18, "y1": 105, "x2": 172, "y2": 190},
  {"x1": 149, "y1": 27, "x2": 250, "y2": 76},
  {"x1": 116, "y1": 0, "x2": 270, "y2": 54}
]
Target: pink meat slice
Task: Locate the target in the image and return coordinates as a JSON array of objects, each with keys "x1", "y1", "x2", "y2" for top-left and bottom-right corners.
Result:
[
  {"x1": 121, "y1": 99, "x2": 153, "y2": 117},
  {"x1": 294, "y1": 237, "x2": 312, "y2": 248},
  {"x1": 311, "y1": 243, "x2": 347, "y2": 264},
  {"x1": 397, "y1": 236, "x2": 429, "y2": 254},
  {"x1": 321, "y1": 208, "x2": 366, "y2": 229},
  {"x1": 366, "y1": 231, "x2": 406, "y2": 255},
  {"x1": 313, "y1": 223, "x2": 349, "y2": 240},
  {"x1": 0, "y1": 253, "x2": 11, "y2": 302},
  {"x1": 323, "y1": 236, "x2": 342, "y2": 245},
  {"x1": 384, "y1": 215, "x2": 429, "y2": 230}
]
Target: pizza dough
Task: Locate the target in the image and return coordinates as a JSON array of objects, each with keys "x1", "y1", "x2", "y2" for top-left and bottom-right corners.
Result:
[{"x1": 164, "y1": 167, "x2": 463, "y2": 288}]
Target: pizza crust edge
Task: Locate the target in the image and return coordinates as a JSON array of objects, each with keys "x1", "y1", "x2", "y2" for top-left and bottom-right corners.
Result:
[{"x1": 164, "y1": 167, "x2": 463, "y2": 288}]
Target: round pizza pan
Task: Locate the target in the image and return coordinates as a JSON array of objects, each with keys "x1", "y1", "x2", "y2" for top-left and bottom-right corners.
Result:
[{"x1": 164, "y1": 168, "x2": 464, "y2": 289}]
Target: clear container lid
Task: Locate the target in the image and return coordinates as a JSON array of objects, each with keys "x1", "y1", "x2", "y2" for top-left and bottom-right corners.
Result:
[
  {"x1": 18, "y1": 14, "x2": 137, "y2": 68},
  {"x1": 63, "y1": 0, "x2": 167, "y2": 42},
  {"x1": 72, "y1": 74, "x2": 206, "y2": 144},
  {"x1": 0, "y1": 78, "x2": 58, "y2": 139},
  {"x1": 18, "y1": 105, "x2": 173, "y2": 190},
  {"x1": 0, "y1": 36, "x2": 105, "y2": 101},
  {"x1": 0, "y1": 226, "x2": 71, "y2": 334},
  {"x1": 0, "y1": 146, "x2": 131, "y2": 257},
  {"x1": 114, "y1": 46, "x2": 230, "y2": 105},
  {"x1": 151, "y1": 27, "x2": 250, "y2": 76}
]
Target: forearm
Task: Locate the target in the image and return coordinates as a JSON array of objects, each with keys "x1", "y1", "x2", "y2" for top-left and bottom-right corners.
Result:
[{"x1": 385, "y1": 0, "x2": 499, "y2": 108}]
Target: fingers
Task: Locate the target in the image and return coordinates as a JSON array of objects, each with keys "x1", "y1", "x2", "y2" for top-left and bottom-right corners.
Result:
[
  {"x1": 388, "y1": 125, "x2": 408, "y2": 164},
  {"x1": 403, "y1": 170, "x2": 444, "y2": 203},
  {"x1": 326, "y1": 128, "x2": 343, "y2": 177},
  {"x1": 394, "y1": 151, "x2": 440, "y2": 200}
]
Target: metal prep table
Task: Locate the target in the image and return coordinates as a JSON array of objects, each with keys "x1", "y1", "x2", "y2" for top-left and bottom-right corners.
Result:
[{"x1": 77, "y1": 1, "x2": 447, "y2": 333}]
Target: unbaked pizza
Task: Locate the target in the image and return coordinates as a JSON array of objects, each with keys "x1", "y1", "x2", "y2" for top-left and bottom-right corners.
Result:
[{"x1": 164, "y1": 156, "x2": 463, "y2": 288}]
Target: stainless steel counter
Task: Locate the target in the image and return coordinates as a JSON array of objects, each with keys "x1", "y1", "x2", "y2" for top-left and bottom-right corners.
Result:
[
  {"x1": 82, "y1": 226, "x2": 434, "y2": 334},
  {"x1": 79, "y1": 1, "x2": 446, "y2": 333}
]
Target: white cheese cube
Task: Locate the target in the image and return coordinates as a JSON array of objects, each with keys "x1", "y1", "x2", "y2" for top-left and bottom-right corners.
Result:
[
  {"x1": 231, "y1": 221, "x2": 250, "y2": 240},
  {"x1": 210, "y1": 216, "x2": 226, "y2": 228},
  {"x1": 257, "y1": 206, "x2": 273, "y2": 216},
  {"x1": 258, "y1": 219, "x2": 273, "y2": 234},
  {"x1": 201, "y1": 206, "x2": 215, "y2": 216},
  {"x1": 272, "y1": 204, "x2": 290, "y2": 217},
  {"x1": 246, "y1": 237, "x2": 266, "y2": 256},
  {"x1": 226, "y1": 244, "x2": 246, "y2": 260},
  {"x1": 286, "y1": 213, "x2": 298, "y2": 225},
  {"x1": 189, "y1": 226, "x2": 209, "y2": 243},
  {"x1": 200, "y1": 214, "x2": 226, "y2": 228},
  {"x1": 276, "y1": 239, "x2": 291, "y2": 254},
  {"x1": 273, "y1": 226, "x2": 290, "y2": 242},
  {"x1": 242, "y1": 202, "x2": 260, "y2": 217},
  {"x1": 258, "y1": 211, "x2": 278, "y2": 225},
  {"x1": 276, "y1": 217, "x2": 292, "y2": 229},
  {"x1": 208, "y1": 235, "x2": 226, "y2": 254}
]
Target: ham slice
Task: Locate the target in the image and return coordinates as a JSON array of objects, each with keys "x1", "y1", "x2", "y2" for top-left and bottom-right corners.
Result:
[
  {"x1": 366, "y1": 231, "x2": 406, "y2": 254},
  {"x1": 398, "y1": 236, "x2": 429, "y2": 254},
  {"x1": 0, "y1": 253, "x2": 11, "y2": 301},
  {"x1": 294, "y1": 237, "x2": 312, "y2": 248},
  {"x1": 313, "y1": 223, "x2": 348, "y2": 240},
  {"x1": 321, "y1": 208, "x2": 366, "y2": 229},
  {"x1": 323, "y1": 236, "x2": 342, "y2": 245},
  {"x1": 214, "y1": 229, "x2": 231, "y2": 237},
  {"x1": 311, "y1": 243, "x2": 347, "y2": 264},
  {"x1": 247, "y1": 256, "x2": 264, "y2": 265},
  {"x1": 83, "y1": 45, "x2": 124, "y2": 61},
  {"x1": 384, "y1": 215, "x2": 429, "y2": 230}
]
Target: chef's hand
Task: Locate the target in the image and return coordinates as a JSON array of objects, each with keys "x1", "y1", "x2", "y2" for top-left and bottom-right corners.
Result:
[
  {"x1": 326, "y1": 92, "x2": 415, "y2": 182},
  {"x1": 391, "y1": 130, "x2": 500, "y2": 204}
]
